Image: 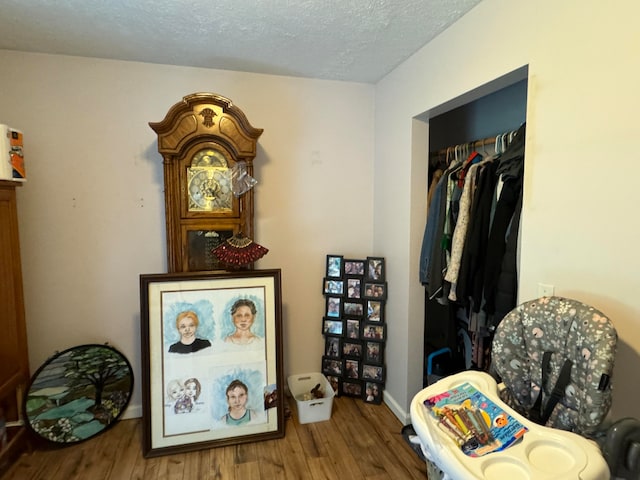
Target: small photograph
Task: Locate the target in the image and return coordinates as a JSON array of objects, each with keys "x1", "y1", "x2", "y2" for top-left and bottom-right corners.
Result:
[
  {"x1": 344, "y1": 359, "x2": 360, "y2": 379},
  {"x1": 264, "y1": 384, "x2": 278, "y2": 410},
  {"x1": 362, "y1": 364, "x2": 385, "y2": 383},
  {"x1": 363, "y1": 282, "x2": 387, "y2": 300},
  {"x1": 345, "y1": 319, "x2": 361, "y2": 339},
  {"x1": 341, "y1": 380, "x2": 362, "y2": 397},
  {"x1": 322, "y1": 318, "x2": 344, "y2": 337},
  {"x1": 362, "y1": 324, "x2": 385, "y2": 341},
  {"x1": 323, "y1": 278, "x2": 345, "y2": 296},
  {"x1": 364, "y1": 341, "x2": 384, "y2": 365},
  {"x1": 343, "y1": 301, "x2": 364, "y2": 317},
  {"x1": 322, "y1": 356, "x2": 343, "y2": 376},
  {"x1": 365, "y1": 257, "x2": 385, "y2": 281},
  {"x1": 342, "y1": 341, "x2": 363, "y2": 358},
  {"x1": 366, "y1": 300, "x2": 383, "y2": 322},
  {"x1": 326, "y1": 255, "x2": 344, "y2": 278},
  {"x1": 346, "y1": 277, "x2": 362, "y2": 299},
  {"x1": 326, "y1": 375, "x2": 340, "y2": 395},
  {"x1": 363, "y1": 381, "x2": 383, "y2": 404},
  {"x1": 325, "y1": 336, "x2": 341, "y2": 358},
  {"x1": 326, "y1": 296, "x2": 342, "y2": 318},
  {"x1": 344, "y1": 259, "x2": 365, "y2": 276}
]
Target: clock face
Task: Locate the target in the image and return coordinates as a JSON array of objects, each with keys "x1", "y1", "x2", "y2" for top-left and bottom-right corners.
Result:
[
  {"x1": 187, "y1": 148, "x2": 233, "y2": 212},
  {"x1": 187, "y1": 166, "x2": 233, "y2": 212}
]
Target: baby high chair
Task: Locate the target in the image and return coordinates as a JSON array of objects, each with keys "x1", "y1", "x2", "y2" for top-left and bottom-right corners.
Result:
[{"x1": 410, "y1": 296, "x2": 618, "y2": 479}]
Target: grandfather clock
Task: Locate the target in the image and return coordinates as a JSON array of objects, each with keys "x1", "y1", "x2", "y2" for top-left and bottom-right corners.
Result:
[{"x1": 150, "y1": 93, "x2": 263, "y2": 273}]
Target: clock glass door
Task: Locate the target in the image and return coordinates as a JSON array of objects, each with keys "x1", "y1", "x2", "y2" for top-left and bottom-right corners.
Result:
[{"x1": 185, "y1": 228, "x2": 235, "y2": 271}]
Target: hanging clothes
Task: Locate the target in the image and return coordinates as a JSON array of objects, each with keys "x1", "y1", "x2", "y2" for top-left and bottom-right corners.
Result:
[
  {"x1": 419, "y1": 158, "x2": 461, "y2": 290},
  {"x1": 455, "y1": 159, "x2": 499, "y2": 312},
  {"x1": 445, "y1": 156, "x2": 493, "y2": 301},
  {"x1": 485, "y1": 123, "x2": 526, "y2": 327},
  {"x1": 421, "y1": 123, "x2": 526, "y2": 372}
]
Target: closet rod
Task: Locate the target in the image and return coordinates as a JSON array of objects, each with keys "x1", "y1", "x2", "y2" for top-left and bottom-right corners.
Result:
[{"x1": 429, "y1": 135, "x2": 499, "y2": 158}]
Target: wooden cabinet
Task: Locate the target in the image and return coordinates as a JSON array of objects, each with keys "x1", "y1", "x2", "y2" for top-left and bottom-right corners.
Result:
[
  {"x1": 0, "y1": 181, "x2": 30, "y2": 473},
  {"x1": 149, "y1": 93, "x2": 263, "y2": 273}
]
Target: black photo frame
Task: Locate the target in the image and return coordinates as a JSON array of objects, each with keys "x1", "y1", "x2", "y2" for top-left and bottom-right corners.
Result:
[
  {"x1": 363, "y1": 381, "x2": 383, "y2": 404},
  {"x1": 320, "y1": 254, "x2": 387, "y2": 406},
  {"x1": 345, "y1": 318, "x2": 361, "y2": 339},
  {"x1": 324, "y1": 336, "x2": 341, "y2": 359},
  {"x1": 322, "y1": 317, "x2": 344, "y2": 337},
  {"x1": 343, "y1": 300, "x2": 364, "y2": 318},
  {"x1": 365, "y1": 257, "x2": 385, "y2": 281},
  {"x1": 325, "y1": 296, "x2": 342, "y2": 318},
  {"x1": 344, "y1": 358, "x2": 360, "y2": 380},
  {"x1": 340, "y1": 380, "x2": 362, "y2": 397},
  {"x1": 362, "y1": 323, "x2": 386, "y2": 341},
  {"x1": 362, "y1": 364, "x2": 385, "y2": 383},
  {"x1": 363, "y1": 282, "x2": 387, "y2": 300},
  {"x1": 326, "y1": 255, "x2": 344, "y2": 278},
  {"x1": 322, "y1": 356, "x2": 343, "y2": 376},
  {"x1": 364, "y1": 341, "x2": 384, "y2": 365},
  {"x1": 323, "y1": 278, "x2": 345, "y2": 296},
  {"x1": 342, "y1": 340, "x2": 363, "y2": 358},
  {"x1": 346, "y1": 277, "x2": 362, "y2": 299},
  {"x1": 366, "y1": 299, "x2": 383, "y2": 322},
  {"x1": 344, "y1": 259, "x2": 365, "y2": 276}
]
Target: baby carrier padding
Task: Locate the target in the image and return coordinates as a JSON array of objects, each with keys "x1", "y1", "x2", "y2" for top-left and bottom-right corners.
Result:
[{"x1": 492, "y1": 296, "x2": 617, "y2": 437}]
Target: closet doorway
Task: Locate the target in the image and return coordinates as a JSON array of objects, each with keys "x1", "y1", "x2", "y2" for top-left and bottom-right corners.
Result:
[{"x1": 422, "y1": 67, "x2": 528, "y2": 387}]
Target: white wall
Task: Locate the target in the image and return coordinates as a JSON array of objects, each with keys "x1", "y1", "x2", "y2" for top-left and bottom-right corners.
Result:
[
  {"x1": 376, "y1": 0, "x2": 640, "y2": 422},
  {"x1": 0, "y1": 50, "x2": 375, "y2": 417}
]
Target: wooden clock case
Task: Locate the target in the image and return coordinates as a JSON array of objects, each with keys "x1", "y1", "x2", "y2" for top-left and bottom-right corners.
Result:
[{"x1": 150, "y1": 93, "x2": 263, "y2": 273}]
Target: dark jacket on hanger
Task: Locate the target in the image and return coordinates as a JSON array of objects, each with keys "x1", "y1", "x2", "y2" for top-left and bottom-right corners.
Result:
[
  {"x1": 456, "y1": 160, "x2": 499, "y2": 311},
  {"x1": 419, "y1": 172, "x2": 448, "y2": 286},
  {"x1": 496, "y1": 123, "x2": 525, "y2": 181},
  {"x1": 487, "y1": 124, "x2": 526, "y2": 326},
  {"x1": 482, "y1": 176, "x2": 522, "y2": 318},
  {"x1": 491, "y1": 192, "x2": 523, "y2": 328}
]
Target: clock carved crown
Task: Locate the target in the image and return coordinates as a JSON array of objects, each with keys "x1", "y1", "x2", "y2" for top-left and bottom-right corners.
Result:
[{"x1": 150, "y1": 93, "x2": 263, "y2": 272}]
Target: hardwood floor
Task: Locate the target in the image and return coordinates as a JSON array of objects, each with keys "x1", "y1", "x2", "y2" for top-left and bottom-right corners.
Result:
[{"x1": 2, "y1": 396, "x2": 427, "y2": 479}]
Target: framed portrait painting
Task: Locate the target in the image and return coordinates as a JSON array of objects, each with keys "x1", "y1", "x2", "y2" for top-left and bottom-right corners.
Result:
[{"x1": 139, "y1": 269, "x2": 284, "y2": 457}]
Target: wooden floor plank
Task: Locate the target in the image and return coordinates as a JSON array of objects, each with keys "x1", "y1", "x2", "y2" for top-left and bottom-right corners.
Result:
[
  {"x1": 310, "y1": 416, "x2": 365, "y2": 480},
  {"x1": 208, "y1": 445, "x2": 236, "y2": 480},
  {"x1": 1, "y1": 396, "x2": 427, "y2": 480},
  {"x1": 106, "y1": 419, "x2": 146, "y2": 480},
  {"x1": 276, "y1": 421, "x2": 314, "y2": 480},
  {"x1": 306, "y1": 456, "x2": 340, "y2": 480},
  {"x1": 255, "y1": 438, "x2": 286, "y2": 479}
]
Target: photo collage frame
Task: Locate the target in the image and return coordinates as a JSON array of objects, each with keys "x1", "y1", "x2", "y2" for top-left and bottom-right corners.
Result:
[{"x1": 322, "y1": 255, "x2": 387, "y2": 404}]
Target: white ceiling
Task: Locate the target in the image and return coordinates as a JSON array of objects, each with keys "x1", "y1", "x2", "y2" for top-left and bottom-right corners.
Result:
[{"x1": 0, "y1": 0, "x2": 483, "y2": 84}]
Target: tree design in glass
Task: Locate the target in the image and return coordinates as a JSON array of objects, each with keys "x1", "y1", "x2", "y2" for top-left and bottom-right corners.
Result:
[{"x1": 24, "y1": 344, "x2": 133, "y2": 444}]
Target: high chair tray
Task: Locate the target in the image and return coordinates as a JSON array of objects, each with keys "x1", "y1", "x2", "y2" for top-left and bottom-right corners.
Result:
[{"x1": 409, "y1": 371, "x2": 609, "y2": 480}]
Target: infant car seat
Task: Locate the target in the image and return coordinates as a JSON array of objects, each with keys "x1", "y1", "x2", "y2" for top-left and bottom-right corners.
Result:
[{"x1": 491, "y1": 296, "x2": 617, "y2": 437}]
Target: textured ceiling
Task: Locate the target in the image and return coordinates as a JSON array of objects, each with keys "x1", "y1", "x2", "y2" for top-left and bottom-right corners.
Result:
[{"x1": 0, "y1": 0, "x2": 483, "y2": 83}]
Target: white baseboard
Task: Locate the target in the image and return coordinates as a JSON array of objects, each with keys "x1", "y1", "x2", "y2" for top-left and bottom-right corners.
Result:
[
  {"x1": 382, "y1": 390, "x2": 411, "y2": 425},
  {"x1": 122, "y1": 403, "x2": 142, "y2": 420}
]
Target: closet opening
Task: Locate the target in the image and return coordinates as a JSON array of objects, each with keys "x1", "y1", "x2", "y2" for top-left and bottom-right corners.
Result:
[{"x1": 421, "y1": 66, "x2": 528, "y2": 387}]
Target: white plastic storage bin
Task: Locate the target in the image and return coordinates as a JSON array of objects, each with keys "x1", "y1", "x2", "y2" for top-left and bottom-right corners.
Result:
[{"x1": 287, "y1": 373, "x2": 335, "y2": 424}]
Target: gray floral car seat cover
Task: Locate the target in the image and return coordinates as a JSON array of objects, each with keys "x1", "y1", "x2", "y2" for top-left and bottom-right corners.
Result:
[{"x1": 492, "y1": 296, "x2": 617, "y2": 436}]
